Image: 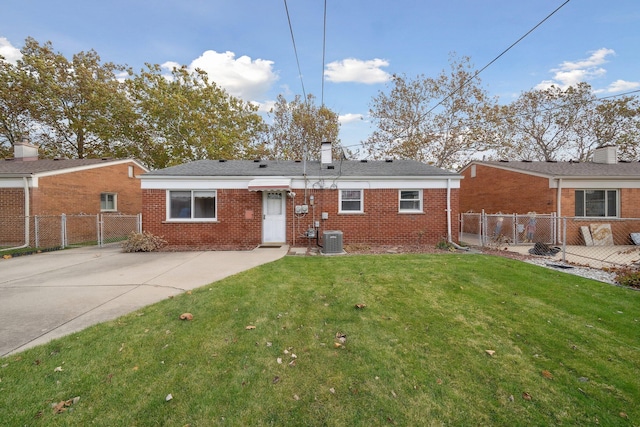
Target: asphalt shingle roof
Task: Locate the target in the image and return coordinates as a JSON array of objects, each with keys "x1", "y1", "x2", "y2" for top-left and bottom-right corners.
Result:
[
  {"x1": 0, "y1": 158, "x2": 126, "y2": 175},
  {"x1": 474, "y1": 160, "x2": 640, "y2": 178},
  {"x1": 143, "y1": 159, "x2": 460, "y2": 178}
]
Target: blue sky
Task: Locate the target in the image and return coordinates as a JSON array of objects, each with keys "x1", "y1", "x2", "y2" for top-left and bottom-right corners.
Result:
[{"x1": 1, "y1": 0, "x2": 639, "y2": 154}]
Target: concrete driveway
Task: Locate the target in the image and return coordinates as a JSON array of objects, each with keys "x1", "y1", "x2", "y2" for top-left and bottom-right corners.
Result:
[{"x1": 0, "y1": 244, "x2": 289, "y2": 357}]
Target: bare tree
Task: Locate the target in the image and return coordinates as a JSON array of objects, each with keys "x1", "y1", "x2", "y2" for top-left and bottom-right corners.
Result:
[{"x1": 364, "y1": 54, "x2": 494, "y2": 169}]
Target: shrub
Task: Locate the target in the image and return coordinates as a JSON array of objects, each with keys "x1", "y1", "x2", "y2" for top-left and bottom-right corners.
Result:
[
  {"x1": 435, "y1": 238, "x2": 455, "y2": 251},
  {"x1": 121, "y1": 231, "x2": 167, "y2": 253},
  {"x1": 613, "y1": 267, "x2": 640, "y2": 288}
]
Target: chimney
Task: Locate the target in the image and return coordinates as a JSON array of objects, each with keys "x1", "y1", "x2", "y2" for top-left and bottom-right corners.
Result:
[
  {"x1": 14, "y1": 136, "x2": 39, "y2": 161},
  {"x1": 321, "y1": 141, "x2": 332, "y2": 164},
  {"x1": 593, "y1": 145, "x2": 617, "y2": 164}
]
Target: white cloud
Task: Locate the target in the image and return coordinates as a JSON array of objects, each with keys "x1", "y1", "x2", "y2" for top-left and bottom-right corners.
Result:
[
  {"x1": 325, "y1": 58, "x2": 391, "y2": 84},
  {"x1": 163, "y1": 50, "x2": 279, "y2": 101},
  {"x1": 339, "y1": 113, "x2": 364, "y2": 124},
  {"x1": 605, "y1": 79, "x2": 640, "y2": 93},
  {"x1": 0, "y1": 37, "x2": 22, "y2": 64},
  {"x1": 558, "y1": 48, "x2": 614, "y2": 71},
  {"x1": 535, "y1": 48, "x2": 614, "y2": 90}
]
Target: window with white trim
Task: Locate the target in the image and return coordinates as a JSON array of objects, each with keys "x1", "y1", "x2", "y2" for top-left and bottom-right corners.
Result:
[
  {"x1": 399, "y1": 190, "x2": 422, "y2": 212},
  {"x1": 339, "y1": 189, "x2": 363, "y2": 213},
  {"x1": 575, "y1": 189, "x2": 618, "y2": 217},
  {"x1": 100, "y1": 193, "x2": 117, "y2": 211},
  {"x1": 168, "y1": 190, "x2": 217, "y2": 220}
]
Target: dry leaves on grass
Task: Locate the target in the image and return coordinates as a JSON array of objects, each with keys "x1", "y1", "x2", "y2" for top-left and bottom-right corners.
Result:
[
  {"x1": 179, "y1": 313, "x2": 193, "y2": 321},
  {"x1": 541, "y1": 370, "x2": 553, "y2": 379},
  {"x1": 52, "y1": 397, "x2": 80, "y2": 414},
  {"x1": 245, "y1": 325, "x2": 256, "y2": 330}
]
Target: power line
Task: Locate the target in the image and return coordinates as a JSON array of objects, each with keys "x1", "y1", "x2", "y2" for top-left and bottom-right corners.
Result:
[
  {"x1": 424, "y1": 0, "x2": 571, "y2": 117},
  {"x1": 283, "y1": 0, "x2": 307, "y2": 101},
  {"x1": 343, "y1": 88, "x2": 640, "y2": 151},
  {"x1": 321, "y1": 0, "x2": 327, "y2": 106}
]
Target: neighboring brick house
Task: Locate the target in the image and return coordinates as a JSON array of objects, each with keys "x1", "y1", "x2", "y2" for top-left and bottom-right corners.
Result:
[
  {"x1": 0, "y1": 140, "x2": 148, "y2": 246},
  {"x1": 459, "y1": 146, "x2": 640, "y2": 244},
  {"x1": 140, "y1": 142, "x2": 462, "y2": 251}
]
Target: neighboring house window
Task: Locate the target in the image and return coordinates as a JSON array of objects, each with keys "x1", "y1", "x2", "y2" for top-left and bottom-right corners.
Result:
[
  {"x1": 100, "y1": 193, "x2": 117, "y2": 211},
  {"x1": 575, "y1": 190, "x2": 618, "y2": 217},
  {"x1": 339, "y1": 189, "x2": 363, "y2": 213},
  {"x1": 168, "y1": 190, "x2": 217, "y2": 220},
  {"x1": 399, "y1": 190, "x2": 422, "y2": 212}
]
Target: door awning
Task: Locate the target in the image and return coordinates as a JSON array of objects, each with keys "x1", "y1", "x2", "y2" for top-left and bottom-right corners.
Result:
[{"x1": 247, "y1": 178, "x2": 292, "y2": 192}]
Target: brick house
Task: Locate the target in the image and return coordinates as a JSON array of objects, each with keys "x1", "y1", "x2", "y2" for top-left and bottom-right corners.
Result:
[
  {"x1": 458, "y1": 146, "x2": 640, "y2": 244},
  {"x1": 140, "y1": 142, "x2": 462, "y2": 251},
  {"x1": 0, "y1": 140, "x2": 148, "y2": 246}
]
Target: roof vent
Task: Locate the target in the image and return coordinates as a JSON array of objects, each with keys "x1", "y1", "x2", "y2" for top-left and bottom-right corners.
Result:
[
  {"x1": 327, "y1": 165, "x2": 335, "y2": 170},
  {"x1": 546, "y1": 160, "x2": 557, "y2": 163},
  {"x1": 294, "y1": 160, "x2": 301, "y2": 163},
  {"x1": 498, "y1": 159, "x2": 509, "y2": 162},
  {"x1": 219, "y1": 159, "x2": 227, "y2": 162},
  {"x1": 259, "y1": 164, "x2": 267, "y2": 168},
  {"x1": 522, "y1": 159, "x2": 532, "y2": 163},
  {"x1": 385, "y1": 159, "x2": 393, "y2": 163},
  {"x1": 360, "y1": 159, "x2": 368, "y2": 163},
  {"x1": 253, "y1": 159, "x2": 261, "y2": 163}
]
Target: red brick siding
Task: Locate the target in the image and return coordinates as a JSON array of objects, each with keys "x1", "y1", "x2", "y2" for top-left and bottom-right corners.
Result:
[
  {"x1": 0, "y1": 188, "x2": 26, "y2": 244},
  {"x1": 143, "y1": 187, "x2": 459, "y2": 249},
  {"x1": 142, "y1": 189, "x2": 264, "y2": 250},
  {"x1": 32, "y1": 163, "x2": 145, "y2": 215},
  {"x1": 460, "y1": 164, "x2": 556, "y2": 214}
]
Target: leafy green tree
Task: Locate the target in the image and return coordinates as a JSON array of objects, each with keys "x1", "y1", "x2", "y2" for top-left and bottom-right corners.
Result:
[
  {"x1": 265, "y1": 93, "x2": 342, "y2": 161},
  {"x1": 15, "y1": 37, "x2": 133, "y2": 159},
  {"x1": 0, "y1": 54, "x2": 33, "y2": 157},
  {"x1": 364, "y1": 54, "x2": 493, "y2": 169},
  {"x1": 126, "y1": 64, "x2": 266, "y2": 169}
]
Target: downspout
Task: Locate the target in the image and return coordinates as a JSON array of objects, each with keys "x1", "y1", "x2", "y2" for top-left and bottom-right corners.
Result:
[
  {"x1": 446, "y1": 178, "x2": 469, "y2": 251},
  {"x1": 5, "y1": 177, "x2": 30, "y2": 251}
]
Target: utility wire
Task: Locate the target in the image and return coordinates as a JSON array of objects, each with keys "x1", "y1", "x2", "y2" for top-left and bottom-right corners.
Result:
[
  {"x1": 343, "y1": 88, "x2": 640, "y2": 151},
  {"x1": 283, "y1": 0, "x2": 307, "y2": 101},
  {"x1": 321, "y1": 0, "x2": 327, "y2": 106},
  {"x1": 424, "y1": 0, "x2": 571, "y2": 117}
]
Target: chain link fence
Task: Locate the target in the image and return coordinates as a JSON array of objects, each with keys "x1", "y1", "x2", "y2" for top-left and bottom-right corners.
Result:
[
  {"x1": 1, "y1": 214, "x2": 141, "y2": 251},
  {"x1": 460, "y1": 212, "x2": 640, "y2": 269}
]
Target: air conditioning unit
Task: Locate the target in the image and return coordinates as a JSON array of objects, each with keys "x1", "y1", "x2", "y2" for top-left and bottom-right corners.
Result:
[{"x1": 322, "y1": 230, "x2": 343, "y2": 254}]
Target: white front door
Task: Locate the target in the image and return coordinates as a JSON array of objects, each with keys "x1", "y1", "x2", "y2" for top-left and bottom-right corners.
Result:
[{"x1": 262, "y1": 191, "x2": 286, "y2": 244}]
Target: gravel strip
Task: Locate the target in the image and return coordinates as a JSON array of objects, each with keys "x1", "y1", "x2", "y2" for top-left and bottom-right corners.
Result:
[{"x1": 523, "y1": 257, "x2": 617, "y2": 285}]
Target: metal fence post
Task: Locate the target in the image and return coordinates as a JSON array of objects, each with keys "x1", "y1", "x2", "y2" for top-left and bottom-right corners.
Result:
[
  {"x1": 98, "y1": 214, "x2": 103, "y2": 247},
  {"x1": 137, "y1": 213, "x2": 142, "y2": 233},
  {"x1": 35, "y1": 215, "x2": 40, "y2": 248},
  {"x1": 61, "y1": 213, "x2": 66, "y2": 248},
  {"x1": 562, "y1": 217, "x2": 567, "y2": 264},
  {"x1": 480, "y1": 210, "x2": 486, "y2": 247}
]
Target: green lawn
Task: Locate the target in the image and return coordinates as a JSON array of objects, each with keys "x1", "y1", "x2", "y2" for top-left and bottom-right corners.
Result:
[{"x1": 1, "y1": 254, "x2": 638, "y2": 426}]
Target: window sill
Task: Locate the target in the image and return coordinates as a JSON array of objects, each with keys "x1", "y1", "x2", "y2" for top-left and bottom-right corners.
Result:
[
  {"x1": 398, "y1": 211, "x2": 425, "y2": 214},
  {"x1": 573, "y1": 217, "x2": 621, "y2": 221},
  {"x1": 163, "y1": 219, "x2": 219, "y2": 224},
  {"x1": 338, "y1": 212, "x2": 365, "y2": 215}
]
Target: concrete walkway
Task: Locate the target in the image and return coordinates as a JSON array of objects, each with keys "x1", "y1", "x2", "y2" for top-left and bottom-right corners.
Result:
[{"x1": 0, "y1": 244, "x2": 289, "y2": 357}]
